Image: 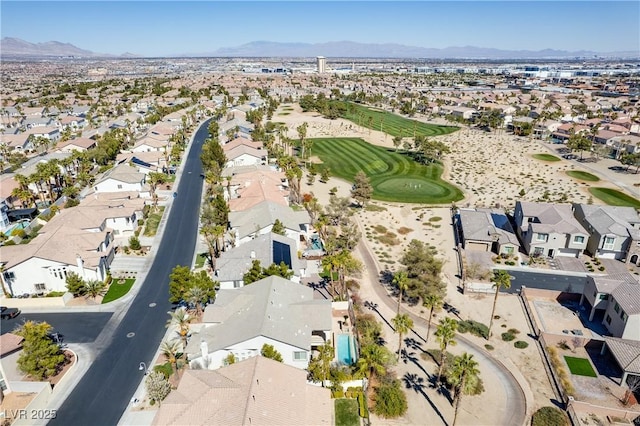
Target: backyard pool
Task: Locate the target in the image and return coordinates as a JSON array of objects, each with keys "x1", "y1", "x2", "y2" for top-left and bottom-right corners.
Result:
[
  {"x1": 336, "y1": 333, "x2": 357, "y2": 365},
  {"x1": 310, "y1": 234, "x2": 323, "y2": 251},
  {"x1": 3, "y1": 220, "x2": 29, "y2": 237}
]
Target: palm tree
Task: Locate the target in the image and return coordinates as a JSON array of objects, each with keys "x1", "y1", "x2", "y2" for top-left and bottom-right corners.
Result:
[
  {"x1": 84, "y1": 279, "x2": 107, "y2": 300},
  {"x1": 450, "y1": 353, "x2": 480, "y2": 426},
  {"x1": 392, "y1": 314, "x2": 414, "y2": 361},
  {"x1": 0, "y1": 264, "x2": 11, "y2": 297},
  {"x1": 423, "y1": 293, "x2": 443, "y2": 342},
  {"x1": 160, "y1": 339, "x2": 182, "y2": 376},
  {"x1": 166, "y1": 307, "x2": 192, "y2": 350},
  {"x1": 392, "y1": 270, "x2": 409, "y2": 314},
  {"x1": 356, "y1": 344, "x2": 393, "y2": 382},
  {"x1": 185, "y1": 285, "x2": 207, "y2": 318},
  {"x1": 488, "y1": 270, "x2": 511, "y2": 339},
  {"x1": 435, "y1": 317, "x2": 458, "y2": 381}
]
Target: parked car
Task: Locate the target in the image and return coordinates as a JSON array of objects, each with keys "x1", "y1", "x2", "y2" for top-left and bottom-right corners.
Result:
[{"x1": 0, "y1": 306, "x2": 21, "y2": 320}]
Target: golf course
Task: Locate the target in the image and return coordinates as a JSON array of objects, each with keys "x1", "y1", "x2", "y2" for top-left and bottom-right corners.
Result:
[{"x1": 310, "y1": 137, "x2": 464, "y2": 204}]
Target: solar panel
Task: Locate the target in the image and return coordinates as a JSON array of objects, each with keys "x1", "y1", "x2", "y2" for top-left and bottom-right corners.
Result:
[{"x1": 272, "y1": 240, "x2": 292, "y2": 268}]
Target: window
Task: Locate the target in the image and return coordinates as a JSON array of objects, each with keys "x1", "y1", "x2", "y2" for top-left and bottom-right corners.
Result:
[
  {"x1": 593, "y1": 291, "x2": 597, "y2": 298},
  {"x1": 35, "y1": 283, "x2": 46, "y2": 291},
  {"x1": 504, "y1": 246, "x2": 514, "y2": 254},
  {"x1": 621, "y1": 312, "x2": 628, "y2": 322},
  {"x1": 293, "y1": 351, "x2": 307, "y2": 361},
  {"x1": 603, "y1": 236, "x2": 615, "y2": 250},
  {"x1": 614, "y1": 302, "x2": 620, "y2": 313},
  {"x1": 117, "y1": 184, "x2": 123, "y2": 189},
  {"x1": 598, "y1": 294, "x2": 608, "y2": 300},
  {"x1": 533, "y1": 247, "x2": 544, "y2": 255},
  {"x1": 536, "y1": 233, "x2": 548, "y2": 242},
  {"x1": 605, "y1": 315, "x2": 612, "y2": 325},
  {"x1": 573, "y1": 236, "x2": 584, "y2": 244}
]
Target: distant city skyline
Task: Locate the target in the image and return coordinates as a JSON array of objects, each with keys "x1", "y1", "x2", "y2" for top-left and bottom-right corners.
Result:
[{"x1": 1, "y1": 1, "x2": 639, "y2": 57}]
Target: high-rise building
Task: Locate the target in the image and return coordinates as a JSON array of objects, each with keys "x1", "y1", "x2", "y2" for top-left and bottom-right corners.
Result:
[{"x1": 317, "y1": 56, "x2": 326, "y2": 73}]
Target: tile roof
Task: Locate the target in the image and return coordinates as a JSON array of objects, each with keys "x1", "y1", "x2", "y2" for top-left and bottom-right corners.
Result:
[
  {"x1": 188, "y1": 276, "x2": 331, "y2": 357},
  {"x1": 0, "y1": 333, "x2": 24, "y2": 357},
  {"x1": 458, "y1": 208, "x2": 520, "y2": 246},
  {"x1": 229, "y1": 201, "x2": 309, "y2": 239},
  {"x1": 574, "y1": 204, "x2": 640, "y2": 240},
  {"x1": 518, "y1": 201, "x2": 588, "y2": 235},
  {"x1": 95, "y1": 163, "x2": 145, "y2": 185},
  {"x1": 604, "y1": 336, "x2": 640, "y2": 374},
  {"x1": 152, "y1": 357, "x2": 333, "y2": 426}
]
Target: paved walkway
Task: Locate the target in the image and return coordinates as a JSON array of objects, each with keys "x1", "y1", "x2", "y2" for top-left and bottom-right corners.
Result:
[{"x1": 353, "y1": 214, "x2": 530, "y2": 426}]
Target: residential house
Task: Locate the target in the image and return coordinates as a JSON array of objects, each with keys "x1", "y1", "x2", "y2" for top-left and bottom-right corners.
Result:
[
  {"x1": 0, "y1": 333, "x2": 24, "y2": 394},
  {"x1": 214, "y1": 232, "x2": 305, "y2": 289},
  {"x1": 573, "y1": 204, "x2": 640, "y2": 265},
  {"x1": 514, "y1": 201, "x2": 589, "y2": 258},
  {"x1": 608, "y1": 135, "x2": 640, "y2": 159},
  {"x1": 152, "y1": 357, "x2": 333, "y2": 426},
  {"x1": 228, "y1": 201, "x2": 311, "y2": 250},
  {"x1": 456, "y1": 208, "x2": 520, "y2": 255},
  {"x1": 579, "y1": 274, "x2": 640, "y2": 341},
  {"x1": 224, "y1": 166, "x2": 289, "y2": 212},
  {"x1": 186, "y1": 275, "x2": 331, "y2": 370},
  {"x1": 600, "y1": 337, "x2": 640, "y2": 386},
  {"x1": 54, "y1": 137, "x2": 96, "y2": 153},
  {"x1": 224, "y1": 144, "x2": 267, "y2": 168},
  {"x1": 131, "y1": 137, "x2": 168, "y2": 153},
  {"x1": 93, "y1": 163, "x2": 149, "y2": 196},
  {"x1": 24, "y1": 126, "x2": 61, "y2": 143},
  {"x1": 58, "y1": 115, "x2": 87, "y2": 131},
  {"x1": 0, "y1": 134, "x2": 32, "y2": 152}
]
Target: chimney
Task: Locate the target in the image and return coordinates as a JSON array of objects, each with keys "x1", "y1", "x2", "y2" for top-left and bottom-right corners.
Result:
[
  {"x1": 250, "y1": 250, "x2": 256, "y2": 259},
  {"x1": 200, "y1": 339, "x2": 209, "y2": 360},
  {"x1": 76, "y1": 255, "x2": 85, "y2": 279}
]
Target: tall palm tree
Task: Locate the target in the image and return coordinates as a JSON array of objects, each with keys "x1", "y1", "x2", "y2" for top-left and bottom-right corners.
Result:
[
  {"x1": 160, "y1": 339, "x2": 182, "y2": 376},
  {"x1": 435, "y1": 317, "x2": 458, "y2": 381},
  {"x1": 0, "y1": 264, "x2": 11, "y2": 297},
  {"x1": 488, "y1": 270, "x2": 511, "y2": 339},
  {"x1": 450, "y1": 353, "x2": 481, "y2": 426},
  {"x1": 423, "y1": 293, "x2": 443, "y2": 342},
  {"x1": 84, "y1": 279, "x2": 107, "y2": 300},
  {"x1": 356, "y1": 344, "x2": 393, "y2": 382},
  {"x1": 166, "y1": 307, "x2": 192, "y2": 350},
  {"x1": 392, "y1": 270, "x2": 409, "y2": 314},
  {"x1": 392, "y1": 314, "x2": 414, "y2": 360},
  {"x1": 185, "y1": 285, "x2": 208, "y2": 318}
]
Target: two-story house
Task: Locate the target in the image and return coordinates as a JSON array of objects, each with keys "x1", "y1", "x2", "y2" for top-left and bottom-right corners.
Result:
[
  {"x1": 573, "y1": 204, "x2": 640, "y2": 265},
  {"x1": 186, "y1": 276, "x2": 331, "y2": 370},
  {"x1": 514, "y1": 201, "x2": 589, "y2": 258},
  {"x1": 455, "y1": 208, "x2": 521, "y2": 255},
  {"x1": 93, "y1": 163, "x2": 149, "y2": 196}
]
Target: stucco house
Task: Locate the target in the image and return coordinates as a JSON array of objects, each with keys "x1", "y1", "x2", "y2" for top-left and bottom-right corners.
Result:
[
  {"x1": 186, "y1": 276, "x2": 331, "y2": 370},
  {"x1": 514, "y1": 201, "x2": 589, "y2": 258},
  {"x1": 93, "y1": 163, "x2": 149, "y2": 196},
  {"x1": 573, "y1": 204, "x2": 640, "y2": 265},
  {"x1": 214, "y1": 232, "x2": 305, "y2": 289},
  {"x1": 455, "y1": 208, "x2": 520, "y2": 255},
  {"x1": 223, "y1": 144, "x2": 266, "y2": 168},
  {"x1": 152, "y1": 357, "x2": 333, "y2": 426},
  {"x1": 228, "y1": 201, "x2": 311, "y2": 250},
  {"x1": 579, "y1": 273, "x2": 640, "y2": 341}
]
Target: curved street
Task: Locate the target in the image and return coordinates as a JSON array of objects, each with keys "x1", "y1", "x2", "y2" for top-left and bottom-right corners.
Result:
[
  {"x1": 49, "y1": 119, "x2": 210, "y2": 426},
  {"x1": 353, "y1": 218, "x2": 528, "y2": 426}
]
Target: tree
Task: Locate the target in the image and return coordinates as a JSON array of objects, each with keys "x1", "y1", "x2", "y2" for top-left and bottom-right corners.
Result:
[
  {"x1": 435, "y1": 317, "x2": 458, "y2": 381},
  {"x1": 392, "y1": 314, "x2": 414, "y2": 360},
  {"x1": 185, "y1": 285, "x2": 208, "y2": 318},
  {"x1": 423, "y1": 293, "x2": 443, "y2": 342},
  {"x1": 488, "y1": 270, "x2": 511, "y2": 339},
  {"x1": 147, "y1": 172, "x2": 167, "y2": 209},
  {"x1": 84, "y1": 279, "x2": 107, "y2": 300},
  {"x1": 129, "y1": 235, "x2": 142, "y2": 251},
  {"x1": 392, "y1": 135, "x2": 403, "y2": 151},
  {"x1": 319, "y1": 167, "x2": 330, "y2": 183},
  {"x1": 296, "y1": 122, "x2": 308, "y2": 157},
  {"x1": 392, "y1": 270, "x2": 409, "y2": 314},
  {"x1": 145, "y1": 371, "x2": 171, "y2": 406},
  {"x1": 356, "y1": 343, "x2": 394, "y2": 381},
  {"x1": 243, "y1": 259, "x2": 265, "y2": 284},
  {"x1": 160, "y1": 339, "x2": 183, "y2": 376},
  {"x1": 307, "y1": 342, "x2": 334, "y2": 386},
  {"x1": 14, "y1": 321, "x2": 66, "y2": 380},
  {"x1": 65, "y1": 272, "x2": 86, "y2": 297},
  {"x1": 260, "y1": 344, "x2": 283, "y2": 362},
  {"x1": 223, "y1": 353, "x2": 237, "y2": 366},
  {"x1": 351, "y1": 171, "x2": 373, "y2": 207},
  {"x1": 166, "y1": 307, "x2": 192, "y2": 350},
  {"x1": 271, "y1": 219, "x2": 286, "y2": 235},
  {"x1": 400, "y1": 239, "x2": 446, "y2": 303},
  {"x1": 373, "y1": 378, "x2": 408, "y2": 418},
  {"x1": 567, "y1": 131, "x2": 592, "y2": 160},
  {"x1": 449, "y1": 353, "x2": 481, "y2": 426}
]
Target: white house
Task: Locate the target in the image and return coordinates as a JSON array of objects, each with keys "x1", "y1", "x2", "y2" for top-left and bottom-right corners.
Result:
[
  {"x1": 93, "y1": 163, "x2": 149, "y2": 196},
  {"x1": 223, "y1": 145, "x2": 266, "y2": 168},
  {"x1": 186, "y1": 276, "x2": 331, "y2": 370}
]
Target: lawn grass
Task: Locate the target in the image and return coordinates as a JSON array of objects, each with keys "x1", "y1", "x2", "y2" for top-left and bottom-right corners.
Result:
[
  {"x1": 195, "y1": 253, "x2": 207, "y2": 268},
  {"x1": 335, "y1": 101, "x2": 459, "y2": 138},
  {"x1": 335, "y1": 399, "x2": 360, "y2": 426},
  {"x1": 589, "y1": 187, "x2": 640, "y2": 208},
  {"x1": 532, "y1": 153, "x2": 561, "y2": 162},
  {"x1": 143, "y1": 206, "x2": 165, "y2": 237},
  {"x1": 310, "y1": 137, "x2": 463, "y2": 204},
  {"x1": 564, "y1": 356, "x2": 597, "y2": 377},
  {"x1": 566, "y1": 170, "x2": 600, "y2": 182},
  {"x1": 102, "y1": 278, "x2": 135, "y2": 304}
]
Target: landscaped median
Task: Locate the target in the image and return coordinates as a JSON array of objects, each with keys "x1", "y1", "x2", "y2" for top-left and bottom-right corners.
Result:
[{"x1": 102, "y1": 278, "x2": 136, "y2": 304}]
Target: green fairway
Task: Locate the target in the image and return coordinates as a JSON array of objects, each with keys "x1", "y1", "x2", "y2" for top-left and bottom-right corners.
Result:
[
  {"x1": 310, "y1": 137, "x2": 463, "y2": 204},
  {"x1": 564, "y1": 356, "x2": 597, "y2": 377},
  {"x1": 532, "y1": 153, "x2": 561, "y2": 162},
  {"x1": 589, "y1": 187, "x2": 640, "y2": 208},
  {"x1": 335, "y1": 102, "x2": 459, "y2": 138},
  {"x1": 566, "y1": 171, "x2": 600, "y2": 182}
]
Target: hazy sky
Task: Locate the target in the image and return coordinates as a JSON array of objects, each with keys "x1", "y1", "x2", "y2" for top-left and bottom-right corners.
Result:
[{"x1": 2, "y1": 1, "x2": 639, "y2": 56}]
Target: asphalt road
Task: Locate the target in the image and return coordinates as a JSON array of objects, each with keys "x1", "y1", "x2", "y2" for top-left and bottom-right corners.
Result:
[
  {"x1": 50, "y1": 120, "x2": 209, "y2": 426},
  {"x1": 504, "y1": 270, "x2": 587, "y2": 294},
  {"x1": 1, "y1": 313, "x2": 113, "y2": 343}
]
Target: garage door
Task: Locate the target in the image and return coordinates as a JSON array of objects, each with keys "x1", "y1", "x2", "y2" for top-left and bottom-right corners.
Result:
[
  {"x1": 556, "y1": 248, "x2": 580, "y2": 258},
  {"x1": 597, "y1": 252, "x2": 617, "y2": 260},
  {"x1": 466, "y1": 241, "x2": 490, "y2": 252}
]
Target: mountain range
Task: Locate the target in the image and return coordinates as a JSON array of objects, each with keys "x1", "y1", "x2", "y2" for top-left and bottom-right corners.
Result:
[{"x1": 1, "y1": 37, "x2": 637, "y2": 59}]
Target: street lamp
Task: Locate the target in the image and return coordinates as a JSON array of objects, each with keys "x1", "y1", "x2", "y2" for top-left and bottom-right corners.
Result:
[{"x1": 139, "y1": 362, "x2": 148, "y2": 375}]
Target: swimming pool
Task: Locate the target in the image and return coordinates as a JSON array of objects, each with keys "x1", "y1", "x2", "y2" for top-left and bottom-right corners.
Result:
[
  {"x1": 336, "y1": 334, "x2": 356, "y2": 365},
  {"x1": 310, "y1": 234, "x2": 323, "y2": 251},
  {"x1": 3, "y1": 221, "x2": 29, "y2": 237}
]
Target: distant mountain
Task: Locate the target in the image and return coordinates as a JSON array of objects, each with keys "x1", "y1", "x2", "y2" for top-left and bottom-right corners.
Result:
[
  {"x1": 208, "y1": 40, "x2": 637, "y2": 59},
  {"x1": 0, "y1": 37, "x2": 99, "y2": 57}
]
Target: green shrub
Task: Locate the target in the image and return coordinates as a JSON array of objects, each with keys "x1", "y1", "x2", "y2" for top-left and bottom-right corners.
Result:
[
  {"x1": 373, "y1": 379, "x2": 407, "y2": 418},
  {"x1": 514, "y1": 341, "x2": 529, "y2": 349},
  {"x1": 357, "y1": 392, "x2": 368, "y2": 418},
  {"x1": 64, "y1": 198, "x2": 79, "y2": 208},
  {"x1": 457, "y1": 320, "x2": 489, "y2": 339},
  {"x1": 11, "y1": 228, "x2": 26, "y2": 238},
  {"x1": 153, "y1": 362, "x2": 173, "y2": 379},
  {"x1": 484, "y1": 344, "x2": 494, "y2": 351},
  {"x1": 332, "y1": 390, "x2": 345, "y2": 399},
  {"x1": 507, "y1": 328, "x2": 520, "y2": 335},
  {"x1": 46, "y1": 291, "x2": 66, "y2": 297},
  {"x1": 501, "y1": 332, "x2": 515, "y2": 341},
  {"x1": 3, "y1": 240, "x2": 16, "y2": 246},
  {"x1": 138, "y1": 219, "x2": 144, "y2": 226},
  {"x1": 129, "y1": 235, "x2": 142, "y2": 250},
  {"x1": 531, "y1": 406, "x2": 569, "y2": 426}
]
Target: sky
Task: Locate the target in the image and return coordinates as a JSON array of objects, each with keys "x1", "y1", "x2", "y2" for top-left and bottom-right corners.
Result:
[{"x1": 1, "y1": 1, "x2": 639, "y2": 57}]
